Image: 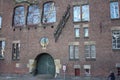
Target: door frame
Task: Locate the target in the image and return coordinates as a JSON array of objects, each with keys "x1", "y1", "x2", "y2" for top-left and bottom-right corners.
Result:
[{"x1": 35, "y1": 53, "x2": 55, "y2": 76}]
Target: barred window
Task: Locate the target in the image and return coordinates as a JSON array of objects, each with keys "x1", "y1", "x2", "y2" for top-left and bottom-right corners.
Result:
[
  {"x1": 112, "y1": 30, "x2": 120, "y2": 49},
  {"x1": 27, "y1": 5, "x2": 41, "y2": 25},
  {"x1": 12, "y1": 42, "x2": 20, "y2": 60}
]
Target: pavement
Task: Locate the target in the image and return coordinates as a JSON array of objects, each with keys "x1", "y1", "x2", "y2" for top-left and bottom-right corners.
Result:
[{"x1": 0, "y1": 74, "x2": 116, "y2": 80}]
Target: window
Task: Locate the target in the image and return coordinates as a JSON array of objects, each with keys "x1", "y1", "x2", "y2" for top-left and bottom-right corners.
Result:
[
  {"x1": 85, "y1": 45, "x2": 96, "y2": 59},
  {"x1": 117, "y1": 67, "x2": 120, "y2": 76},
  {"x1": 12, "y1": 42, "x2": 20, "y2": 60},
  {"x1": 69, "y1": 45, "x2": 79, "y2": 60},
  {"x1": 112, "y1": 30, "x2": 120, "y2": 49},
  {"x1": 74, "y1": 28, "x2": 80, "y2": 38},
  {"x1": 0, "y1": 16, "x2": 2, "y2": 29},
  {"x1": 27, "y1": 5, "x2": 41, "y2": 25},
  {"x1": 110, "y1": 1, "x2": 119, "y2": 19},
  {"x1": 42, "y1": 2, "x2": 56, "y2": 23},
  {"x1": 13, "y1": 6, "x2": 25, "y2": 26},
  {"x1": 82, "y1": 5, "x2": 90, "y2": 21},
  {"x1": 84, "y1": 65, "x2": 91, "y2": 76},
  {"x1": 73, "y1": 4, "x2": 90, "y2": 22},
  {"x1": 0, "y1": 41, "x2": 5, "y2": 59},
  {"x1": 84, "y1": 27, "x2": 89, "y2": 37}
]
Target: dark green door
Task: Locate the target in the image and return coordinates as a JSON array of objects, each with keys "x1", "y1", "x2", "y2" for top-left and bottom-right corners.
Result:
[{"x1": 37, "y1": 54, "x2": 55, "y2": 76}]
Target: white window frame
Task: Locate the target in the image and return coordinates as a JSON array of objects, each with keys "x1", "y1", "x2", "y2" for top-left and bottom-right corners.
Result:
[
  {"x1": 69, "y1": 45, "x2": 79, "y2": 60},
  {"x1": 85, "y1": 45, "x2": 96, "y2": 59},
  {"x1": 73, "y1": 4, "x2": 90, "y2": 22}
]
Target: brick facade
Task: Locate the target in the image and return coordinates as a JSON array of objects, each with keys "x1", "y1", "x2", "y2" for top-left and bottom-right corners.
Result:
[{"x1": 0, "y1": 0, "x2": 120, "y2": 77}]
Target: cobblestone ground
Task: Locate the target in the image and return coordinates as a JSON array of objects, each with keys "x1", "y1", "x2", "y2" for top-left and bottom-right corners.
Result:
[{"x1": 0, "y1": 74, "x2": 117, "y2": 80}]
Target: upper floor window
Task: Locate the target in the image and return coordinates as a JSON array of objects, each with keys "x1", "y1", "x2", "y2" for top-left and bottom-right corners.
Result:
[
  {"x1": 0, "y1": 16, "x2": 2, "y2": 29},
  {"x1": 73, "y1": 4, "x2": 90, "y2": 22},
  {"x1": 110, "y1": 1, "x2": 120, "y2": 19},
  {"x1": 85, "y1": 45, "x2": 96, "y2": 59},
  {"x1": 69, "y1": 45, "x2": 79, "y2": 60},
  {"x1": 0, "y1": 40, "x2": 5, "y2": 59},
  {"x1": 27, "y1": 5, "x2": 41, "y2": 25},
  {"x1": 84, "y1": 27, "x2": 89, "y2": 38},
  {"x1": 74, "y1": 28, "x2": 80, "y2": 38},
  {"x1": 42, "y1": 2, "x2": 56, "y2": 23},
  {"x1": 13, "y1": 6, "x2": 25, "y2": 26},
  {"x1": 12, "y1": 42, "x2": 20, "y2": 60},
  {"x1": 112, "y1": 30, "x2": 120, "y2": 49}
]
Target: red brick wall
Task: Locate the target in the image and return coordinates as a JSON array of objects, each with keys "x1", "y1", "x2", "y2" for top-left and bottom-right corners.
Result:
[{"x1": 0, "y1": 0, "x2": 120, "y2": 77}]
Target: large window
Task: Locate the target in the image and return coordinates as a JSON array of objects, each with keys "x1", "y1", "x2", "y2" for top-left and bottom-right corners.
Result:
[
  {"x1": 27, "y1": 5, "x2": 41, "y2": 25},
  {"x1": 0, "y1": 16, "x2": 2, "y2": 29},
  {"x1": 69, "y1": 45, "x2": 79, "y2": 60},
  {"x1": 12, "y1": 42, "x2": 20, "y2": 60},
  {"x1": 13, "y1": 6, "x2": 25, "y2": 26},
  {"x1": 85, "y1": 45, "x2": 96, "y2": 59},
  {"x1": 110, "y1": 1, "x2": 119, "y2": 19},
  {"x1": 73, "y1": 4, "x2": 90, "y2": 22},
  {"x1": 112, "y1": 30, "x2": 120, "y2": 49},
  {"x1": 0, "y1": 41, "x2": 5, "y2": 59},
  {"x1": 42, "y1": 2, "x2": 56, "y2": 23}
]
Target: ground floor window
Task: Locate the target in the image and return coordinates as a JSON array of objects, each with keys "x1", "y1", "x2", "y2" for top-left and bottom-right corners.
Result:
[
  {"x1": 117, "y1": 67, "x2": 120, "y2": 76},
  {"x1": 69, "y1": 45, "x2": 79, "y2": 60},
  {"x1": 0, "y1": 40, "x2": 5, "y2": 59},
  {"x1": 12, "y1": 41, "x2": 20, "y2": 60},
  {"x1": 84, "y1": 65, "x2": 91, "y2": 76}
]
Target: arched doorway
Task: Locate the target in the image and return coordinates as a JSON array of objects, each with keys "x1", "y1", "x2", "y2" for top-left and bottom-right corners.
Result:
[{"x1": 35, "y1": 53, "x2": 55, "y2": 77}]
